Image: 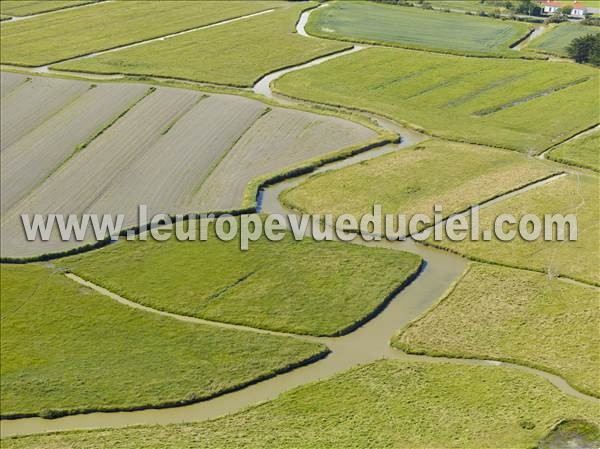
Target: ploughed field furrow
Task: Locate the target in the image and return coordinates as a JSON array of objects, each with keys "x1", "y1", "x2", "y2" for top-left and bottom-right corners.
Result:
[
  {"x1": 0, "y1": 76, "x2": 90, "y2": 151},
  {"x1": 0, "y1": 72, "x2": 28, "y2": 97},
  {"x1": 0, "y1": 86, "x2": 201, "y2": 257},
  {"x1": 0, "y1": 75, "x2": 377, "y2": 259},
  {"x1": 0, "y1": 83, "x2": 149, "y2": 213},
  {"x1": 89, "y1": 94, "x2": 267, "y2": 221},
  {"x1": 194, "y1": 107, "x2": 377, "y2": 211}
]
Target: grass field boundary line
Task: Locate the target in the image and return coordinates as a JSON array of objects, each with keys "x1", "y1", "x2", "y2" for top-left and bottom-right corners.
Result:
[
  {"x1": 190, "y1": 107, "x2": 272, "y2": 200},
  {"x1": 204, "y1": 272, "x2": 256, "y2": 304},
  {"x1": 393, "y1": 268, "x2": 600, "y2": 401},
  {"x1": 419, "y1": 240, "x2": 600, "y2": 288},
  {"x1": 508, "y1": 26, "x2": 536, "y2": 49},
  {"x1": 304, "y1": 24, "x2": 541, "y2": 61},
  {"x1": 392, "y1": 344, "x2": 600, "y2": 401},
  {"x1": 472, "y1": 76, "x2": 592, "y2": 116},
  {"x1": 0, "y1": 75, "x2": 31, "y2": 99},
  {"x1": 329, "y1": 258, "x2": 425, "y2": 337},
  {"x1": 538, "y1": 123, "x2": 600, "y2": 161},
  {"x1": 269, "y1": 84, "x2": 545, "y2": 154},
  {"x1": 278, "y1": 166, "x2": 565, "y2": 240},
  {"x1": 3, "y1": 7, "x2": 277, "y2": 68},
  {"x1": 0, "y1": 133, "x2": 396, "y2": 263},
  {"x1": 302, "y1": 5, "x2": 541, "y2": 60},
  {"x1": 160, "y1": 94, "x2": 208, "y2": 136},
  {"x1": 0, "y1": 68, "x2": 388, "y2": 136},
  {"x1": 3, "y1": 0, "x2": 109, "y2": 21},
  {"x1": 0, "y1": 274, "x2": 330, "y2": 420},
  {"x1": 62, "y1": 272, "x2": 325, "y2": 343},
  {"x1": 0, "y1": 86, "x2": 156, "y2": 226},
  {"x1": 0, "y1": 80, "x2": 94, "y2": 155}
]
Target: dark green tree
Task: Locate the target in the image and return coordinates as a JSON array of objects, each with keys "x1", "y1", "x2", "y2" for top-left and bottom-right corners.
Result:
[{"x1": 567, "y1": 33, "x2": 600, "y2": 66}]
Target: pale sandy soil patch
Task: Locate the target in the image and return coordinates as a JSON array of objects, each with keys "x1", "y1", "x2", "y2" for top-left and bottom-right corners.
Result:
[{"x1": 0, "y1": 76, "x2": 89, "y2": 150}]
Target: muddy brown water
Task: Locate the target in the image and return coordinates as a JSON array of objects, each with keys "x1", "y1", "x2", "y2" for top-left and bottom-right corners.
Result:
[
  {"x1": 1, "y1": 9, "x2": 597, "y2": 436},
  {"x1": 2, "y1": 127, "x2": 596, "y2": 439}
]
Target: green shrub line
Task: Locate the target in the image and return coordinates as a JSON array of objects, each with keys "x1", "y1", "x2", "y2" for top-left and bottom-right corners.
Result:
[
  {"x1": 160, "y1": 94, "x2": 207, "y2": 135},
  {"x1": 509, "y1": 26, "x2": 536, "y2": 48},
  {"x1": 0, "y1": 67, "x2": 387, "y2": 136},
  {"x1": 1, "y1": 6, "x2": 280, "y2": 68},
  {"x1": 540, "y1": 121, "x2": 600, "y2": 155},
  {"x1": 192, "y1": 107, "x2": 273, "y2": 198},
  {"x1": 0, "y1": 132, "x2": 395, "y2": 265},
  {"x1": 241, "y1": 132, "x2": 397, "y2": 209},
  {"x1": 47, "y1": 43, "x2": 355, "y2": 89},
  {"x1": 545, "y1": 154, "x2": 600, "y2": 173},
  {"x1": 0, "y1": 346, "x2": 331, "y2": 420},
  {"x1": 0, "y1": 208, "x2": 255, "y2": 265},
  {"x1": 304, "y1": 12, "x2": 540, "y2": 60},
  {"x1": 330, "y1": 258, "x2": 424, "y2": 336},
  {"x1": 62, "y1": 249, "x2": 422, "y2": 337},
  {"x1": 73, "y1": 86, "x2": 155, "y2": 154}
]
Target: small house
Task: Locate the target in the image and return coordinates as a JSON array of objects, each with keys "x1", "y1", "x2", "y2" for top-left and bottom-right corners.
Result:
[
  {"x1": 570, "y1": 1, "x2": 587, "y2": 16},
  {"x1": 540, "y1": 0, "x2": 564, "y2": 13}
]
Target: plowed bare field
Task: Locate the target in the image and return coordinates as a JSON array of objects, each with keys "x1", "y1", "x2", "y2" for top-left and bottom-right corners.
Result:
[
  {"x1": 0, "y1": 75, "x2": 375, "y2": 258},
  {"x1": 1, "y1": 76, "x2": 90, "y2": 150}
]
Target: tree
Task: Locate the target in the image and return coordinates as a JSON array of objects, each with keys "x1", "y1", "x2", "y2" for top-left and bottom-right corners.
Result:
[
  {"x1": 567, "y1": 33, "x2": 600, "y2": 66},
  {"x1": 559, "y1": 6, "x2": 572, "y2": 16},
  {"x1": 515, "y1": 0, "x2": 537, "y2": 15}
]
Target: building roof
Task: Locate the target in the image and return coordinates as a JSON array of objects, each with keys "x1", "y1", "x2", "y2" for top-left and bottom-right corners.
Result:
[
  {"x1": 542, "y1": 1, "x2": 564, "y2": 7},
  {"x1": 571, "y1": 2, "x2": 587, "y2": 9}
]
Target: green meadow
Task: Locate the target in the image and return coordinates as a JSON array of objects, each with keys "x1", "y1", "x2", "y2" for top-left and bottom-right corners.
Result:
[
  {"x1": 52, "y1": 3, "x2": 351, "y2": 86},
  {"x1": 307, "y1": 1, "x2": 531, "y2": 56},
  {"x1": 4, "y1": 360, "x2": 598, "y2": 449},
  {"x1": 274, "y1": 47, "x2": 599, "y2": 153},
  {"x1": 429, "y1": 174, "x2": 600, "y2": 285},
  {"x1": 547, "y1": 129, "x2": 600, "y2": 171},
  {"x1": 0, "y1": 1, "x2": 280, "y2": 66},
  {"x1": 281, "y1": 139, "x2": 558, "y2": 233},
  {"x1": 0, "y1": 0, "x2": 92, "y2": 17},
  {"x1": 528, "y1": 22, "x2": 600, "y2": 57},
  {"x1": 395, "y1": 263, "x2": 600, "y2": 397},
  {"x1": 56, "y1": 219, "x2": 421, "y2": 336},
  {"x1": 0, "y1": 264, "x2": 325, "y2": 418}
]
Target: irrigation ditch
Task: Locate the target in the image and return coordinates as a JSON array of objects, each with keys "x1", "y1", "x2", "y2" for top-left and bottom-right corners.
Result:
[{"x1": 0, "y1": 2, "x2": 598, "y2": 440}]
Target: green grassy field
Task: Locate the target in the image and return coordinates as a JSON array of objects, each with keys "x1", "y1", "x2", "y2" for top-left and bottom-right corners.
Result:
[
  {"x1": 395, "y1": 263, "x2": 600, "y2": 397},
  {"x1": 306, "y1": 1, "x2": 531, "y2": 56},
  {"x1": 547, "y1": 130, "x2": 600, "y2": 171},
  {"x1": 0, "y1": 264, "x2": 325, "y2": 418},
  {"x1": 424, "y1": 0, "x2": 512, "y2": 14},
  {"x1": 56, "y1": 219, "x2": 422, "y2": 336},
  {"x1": 528, "y1": 23, "x2": 600, "y2": 57},
  {"x1": 281, "y1": 139, "x2": 558, "y2": 233},
  {"x1": 4, "y1": 360, "x2": 598, "y2": 449},
  {"x1": 0, "y1": 0, "x2": 92, "y2": 16},
  {"x1": 429, "y1": 174, "x2": 600, "y2": 285},
  {"x1": 52, "y1": 3, "x2": 351, "y2": 87},
  {"x1": 273, "y1": 47, "x2": 599, "y2": 153},
  {"x1": 0, "y1": 1, "x2": 280, "y2": 66}
]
